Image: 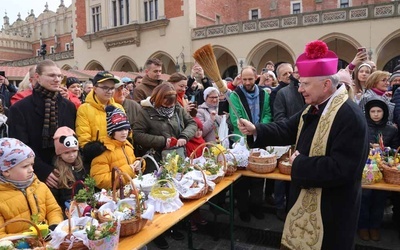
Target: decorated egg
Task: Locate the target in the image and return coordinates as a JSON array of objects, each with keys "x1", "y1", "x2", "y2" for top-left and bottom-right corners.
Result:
[{"x1": 15, "y1": 240, "x2": 30, "y2": 249}]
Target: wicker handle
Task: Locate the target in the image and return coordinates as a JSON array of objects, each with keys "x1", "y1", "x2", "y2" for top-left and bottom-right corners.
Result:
[
  {"x1": 225, "y1": 151, "x2": 237, "y2": 164},
  {"x1": 112, "y1": 167, "x2": 143, "y2": 218},
  {"x1": 394, "y1": 146, "x2": 400, "y2": 162},
  {"x1": 135, "y1": 154, "x2": 159, "y2": 175},
  {"x1": 180, "y1": 164, "x2": 208, "y2": 187},
  {"x1": 0, "y1": 218, "x2": 45, "y2": 247},
  {"x1": 70, "y1": 180, "x2": 87, "y2": 199},
  {"x1": 220, "y1": 134, "x2": 244, "y2": 145},
  {"x1": 189, "y1": 142, "x2": 227, "y2": 173}
]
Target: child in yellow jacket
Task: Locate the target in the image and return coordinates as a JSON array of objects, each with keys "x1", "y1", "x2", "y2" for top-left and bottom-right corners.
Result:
[
  {"x1": 0, "y1": 138, "x2": 63, "y2": 238},
  {"x1": 90, "y1": 106, "x2": 139, "y2": 189}
]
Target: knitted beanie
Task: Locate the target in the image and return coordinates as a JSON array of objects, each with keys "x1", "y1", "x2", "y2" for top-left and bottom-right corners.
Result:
[
  {"x1": 193, "y1": 117, "x2": 203, "y2": 131},
  {"x1": 0, "y1": 138, "x2": 35, "y2": 171},
  {"x1": 105, "y1": 105, "x2": 131, "y2": 135},
  {"x1": 53, "y1": 126, "x2": 79, "y2": 155},
  {"x1": 66, "y1": 77, "x2": 80, "y2": 89}
]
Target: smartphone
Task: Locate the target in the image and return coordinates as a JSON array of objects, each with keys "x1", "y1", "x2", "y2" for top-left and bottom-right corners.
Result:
[
  {"x1": 189, "y1": 101, "x2": 198, "y2": 117},
  {"x1": 358, "y1": 47, "x2": 366, "y2": 53},
  {"x1": 0, "y1": 71, "x2": 5, "y2": 77}
]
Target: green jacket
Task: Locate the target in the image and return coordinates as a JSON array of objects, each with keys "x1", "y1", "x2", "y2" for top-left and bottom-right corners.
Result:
[{"x1": 229, "y1": 86, "x2": 272, "y2": 136}]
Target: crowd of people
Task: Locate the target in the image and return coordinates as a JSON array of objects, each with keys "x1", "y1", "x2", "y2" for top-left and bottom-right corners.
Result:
[{"x1": 1, "y1": 39, "x2": 400, "y2": 249}]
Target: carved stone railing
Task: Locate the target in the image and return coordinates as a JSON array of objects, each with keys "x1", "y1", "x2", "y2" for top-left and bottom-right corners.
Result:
[
  {"x1": 0, "y1": 50, "x2": 74, "y2": 67},
  {"x1": 192, "y1": 2, "x2": 399, "y2": 39}
]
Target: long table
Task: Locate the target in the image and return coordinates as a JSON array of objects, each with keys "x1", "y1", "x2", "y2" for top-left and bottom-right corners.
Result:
[
  {"x1": 118, "y1": 172, "x2": 241, "y2": 250},
  {"x1": 238, "y1": 168, "x2": 400, "y2": 192}
]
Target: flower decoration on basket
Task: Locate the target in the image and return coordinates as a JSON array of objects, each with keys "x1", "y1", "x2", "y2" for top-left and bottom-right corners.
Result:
[
  {"x1": 190, "y1": 143, "x2": 227, "y2": 184},
  {"x1": 362, "y1": 154, "x2": 383, "y2": 185},
  {"x1": 86, "y1": 220, "x2": 120, "y2": 250},
  {"x1": 171, "y1": 164, "x2": 215, "y2": 200},
  {"x1": 69, "y1": 177, "x2": 98, "y2": 216},
  {"x1": 86, "y1": 220, "x2": 118, "y2": 241},
  {"x1": 96, "y1": 168, "x2": 154, "y2": 237},
  {"x1": 160, "y1": 151, "x2": 191, "y2": 179}
]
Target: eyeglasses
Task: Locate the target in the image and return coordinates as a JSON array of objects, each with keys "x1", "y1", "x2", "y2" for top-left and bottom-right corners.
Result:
[
  {"x1": 207, "y1": 96, "x2": 219, "y2": 99},
  {"x1": 42, "y1": 74, "x2": 64, "y2": 79},
  {"x1": 97, "y1": 86, "x2": 115, "y2": 93}
]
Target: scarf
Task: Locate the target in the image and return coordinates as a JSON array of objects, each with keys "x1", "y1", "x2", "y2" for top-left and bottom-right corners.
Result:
[
  {"x1": 155, "y1": 105, "x2": 175, "y2": 118},
  {"x1": 371, "y1": 88, "x2": 385, "y2": 96},
  {"x1": 177, "y1": 92, "x2": 185, "y2": 107},
  {"x1": 240, "y1": 85, "x2": 260, "y2": 124},
  {"x1": 34, "y1": 84, "x2": 59, "y2": 148},
  {"x1": 185, "y1": 136, "x2": 206, "y2": 158},
  {"x1": 0, "y1": 173, "x2": 34, "y2": 190}
]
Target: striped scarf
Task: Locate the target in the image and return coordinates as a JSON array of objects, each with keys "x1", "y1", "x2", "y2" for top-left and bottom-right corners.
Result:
[{"x1": 34, "y1": 84, "x2": 59, "y2": 148}]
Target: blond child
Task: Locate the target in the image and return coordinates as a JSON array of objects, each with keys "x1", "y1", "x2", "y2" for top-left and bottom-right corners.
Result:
[
  {"x1": 52, "y1": 126, "x2": 87, "y2": 211},
  {"x1": 0, "y1": 138, "x2": 62, "y2": 238}
]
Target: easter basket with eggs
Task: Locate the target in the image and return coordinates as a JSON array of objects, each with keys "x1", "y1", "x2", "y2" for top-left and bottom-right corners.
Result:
[
  {"x1": 0, "y1": 218, "x2": 46, "y2": 250},
  {"x1": 172, "y1": 164, "x2": 215, "y2": 200},
  {"x1": 96, "y1": 167, "x2": 150, "y2": 237},
  {"x1": 190, "y1": 142, "x2": 227, "y2": 184},
  {"x1": 379, "y1": 146, "x2": 400, "y2": 185},
  {"x1": 362, "y1": 153, "x2": 383, "y2": 185},
  {"x1": 49, "y1": 212, "x2": 93, "y2": 249}
]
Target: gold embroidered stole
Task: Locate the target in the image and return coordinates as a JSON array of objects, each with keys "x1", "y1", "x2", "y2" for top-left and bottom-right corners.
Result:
[{"x1": 281, "y1": 85, "x2": 348, "y2": 250}]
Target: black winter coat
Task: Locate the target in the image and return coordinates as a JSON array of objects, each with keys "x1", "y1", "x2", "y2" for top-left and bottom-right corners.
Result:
[
  {"x1": 273, "y1": 79, "x2": 305, "y2": 122},
  {"x1": 365, "y1": 98, "x2": 399, "y2": 149},
  {"x1": 249, "y1": 99, "x2": 369, "y2": 250},
  {"x1": 8, "y1": 90, "x2": 76, "y2": 182}
]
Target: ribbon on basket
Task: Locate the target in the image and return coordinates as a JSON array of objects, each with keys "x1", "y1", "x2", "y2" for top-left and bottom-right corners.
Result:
[{"x1": 148, "y1": 179, "x2": 183, "y2": 213}]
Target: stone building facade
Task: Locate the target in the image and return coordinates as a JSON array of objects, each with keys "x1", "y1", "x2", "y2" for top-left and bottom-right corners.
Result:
[{"x1": 1, "y1": 0, "x2": 399, "y2": 79}]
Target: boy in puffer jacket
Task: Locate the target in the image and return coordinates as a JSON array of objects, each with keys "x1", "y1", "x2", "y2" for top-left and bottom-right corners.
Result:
[
  {"x1": 0, "y1": 138, "x2": 63, "y2": 238},
  {"x1": 90, "y1": 106, "x2": 139, "y2": 189}
]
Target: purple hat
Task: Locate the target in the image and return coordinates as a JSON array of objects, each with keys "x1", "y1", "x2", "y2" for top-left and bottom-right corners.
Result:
[{"x1": 296, "y1": 40, "x2": 338, "y2": 77}]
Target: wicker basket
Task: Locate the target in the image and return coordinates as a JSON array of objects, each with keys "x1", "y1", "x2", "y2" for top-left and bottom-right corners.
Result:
[
  {"x1": 190, "y1": 142, "x2": 227, "y2": 184},
  {"x1": 278, "y1": 161, "x2": 292, "y2": 175},
  {"x1": 247, "y1": 151, "x2": 276, "y2": 174},
  {"x1": 278, "y1": 148, "x2": 292, "y2": 175},
  {"x1": 178, "y1": 164, "x2": 209, "y2": 200},
  {"x1": 0, "y1": 219, "x2": 46, "y2": 249},
  {"x1": 98, "y1": 168, "x2": 147, "y2": 237},
  {"x1": 224, "y1": 151, "x2": 238, "y2": 176},
  {"x1": 59, "y1": 206, "x2": 89, "y2": 250},
  {"x1": 382, "y1": 166, "x2": 400, "y2": 185}
]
